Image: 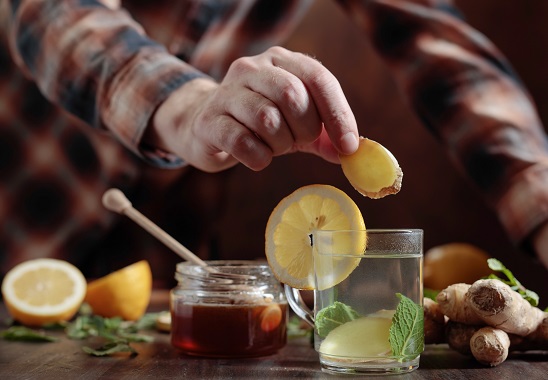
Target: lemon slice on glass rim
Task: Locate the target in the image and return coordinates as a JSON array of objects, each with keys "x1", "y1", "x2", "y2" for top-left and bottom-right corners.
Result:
[{"x1": 265, "y1": 184, "x2": 366, "y2": 290}]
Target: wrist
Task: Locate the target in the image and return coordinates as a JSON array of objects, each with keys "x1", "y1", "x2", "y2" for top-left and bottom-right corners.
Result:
[{"x1": 144, "y1": 77, "x2": 217, "y2": 158}]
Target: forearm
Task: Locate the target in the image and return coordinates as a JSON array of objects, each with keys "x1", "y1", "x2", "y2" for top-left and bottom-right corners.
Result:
[
  {"x1": 338, "y1": 0, "x2": 548, "y2": 256},
  {"x1": 7, "y1": 0, "x2": 208, "y2": 167}
]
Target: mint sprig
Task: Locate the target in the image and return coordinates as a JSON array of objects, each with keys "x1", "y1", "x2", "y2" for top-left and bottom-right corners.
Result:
[
  {"x1": 315, "y1": 301, "x2": 360, "y2": 338},
  {"x1": 82, "y1": 341, "x2": 137, "y2": 356},
  {"x1": 1, "y1": 310, "x2": 159, "y2": 356},
  {"x1": 66, "y1": 313, "x2": 155, "y2": 356},
  {"x1": 486, "y1": 258, "x2": 539, "y2": 307},
  {"x1": 1, "y1": 326, "x2": 59, "y2": 342},
  {"x1": 388, "y1": 293, "x2": 424, "y2": 362}
]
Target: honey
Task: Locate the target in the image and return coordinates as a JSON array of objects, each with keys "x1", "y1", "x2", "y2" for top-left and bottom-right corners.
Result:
[{"x1": 170, "y1": 261, "x2": 287, "y2": 357}]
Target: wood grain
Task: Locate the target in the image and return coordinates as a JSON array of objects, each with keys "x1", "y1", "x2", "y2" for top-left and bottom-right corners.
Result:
[{"x1": 1, "y1": 291, "x2": 547, "y2": 379}]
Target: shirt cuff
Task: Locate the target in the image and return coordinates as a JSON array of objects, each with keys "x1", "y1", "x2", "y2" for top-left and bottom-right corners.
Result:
[{"x1": 100, "y1": 47, "x2": 209, "y2": 168}]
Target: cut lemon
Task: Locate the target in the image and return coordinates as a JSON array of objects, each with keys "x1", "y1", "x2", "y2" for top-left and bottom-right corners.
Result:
[
  {"x1": 260, "y1": 304, "x2": 283, "y2": 332},
  {"x1": 340, "y1": 137, "x2": 402, "y2": 199},
  {"x1": 1, "y1": 258, "x2": 87, "y2": 326},
  {"x1": 265, "y1": 184, "x2": 366, "y2": 290},
  {"x1": 84, "y1": 260, "x2": 152, "y2": 321}
]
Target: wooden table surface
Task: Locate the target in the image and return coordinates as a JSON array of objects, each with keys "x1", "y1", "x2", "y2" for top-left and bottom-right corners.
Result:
[{"x1": 1, "y1": 291, "x2": 547, "y2": 380}]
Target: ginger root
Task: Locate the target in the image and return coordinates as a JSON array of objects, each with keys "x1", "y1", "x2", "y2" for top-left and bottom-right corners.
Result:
[
  {"x1": 436, "y1": 283, "x2": 483, "y2": 325},
  {"x1": 509, "y1": 314, "x2": 548, "y2": 351},
  {"x1": 470, "y1": 327, "x2": 511, "y2": 367},
  {"x1": 466, "y1": 279, "x2": 545, "y2": 336},
  {"x1": 339, "y1": 137, "x2": 402, "y2": 199},
  {"x1": 444, "y1": 320, "x2": 480, "y2": 355},
  {"x1": 425, "y1": 279, "x2": 548, "y2": 367},
  {"x1": 423, "y1": 297, "x2": 446, "y2": 344}
]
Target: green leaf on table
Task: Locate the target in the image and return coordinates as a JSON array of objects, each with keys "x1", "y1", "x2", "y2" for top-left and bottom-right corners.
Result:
[
  {"x1": 65, "y1": 312, "x2": 158, "y2": 356},
  {"x1": 287, "y1": 315, "x2": 313, "y2": 340},
  {"x1": 82, "y1": 341, "x2": 137, "y2": 356},
  {"x1": 117, "y1": 331, "x2": 154, "y2": 343},
  {"x1": 315, "y1": 301, "x2": 360, "y2": 338},
  {"x1": 486, "y1": 258, "x2": 539, "y2": 307},
  {"x1": 389, "y1": 293, "x2": 424, "y2": 362},
  {"x1": 130, "y1": 312, "x2": 161, "y2": 331},
  {"x1": 1, "y1": 326, "x2": 59, "y2": 342},
  {"x1": 66, "y1": 315, "x2": 120, "y2": 340}
]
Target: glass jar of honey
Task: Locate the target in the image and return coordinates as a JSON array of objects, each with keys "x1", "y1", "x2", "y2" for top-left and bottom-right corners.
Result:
[{"x1": 170, "y1": 260, "x2": 287, "y2": 357}]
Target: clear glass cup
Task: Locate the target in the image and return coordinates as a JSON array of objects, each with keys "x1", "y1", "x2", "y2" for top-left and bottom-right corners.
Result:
[
  {"x1": 286, "y1": 229, "x2": 424, "y2": 375},
  {"x1": 170, "y1": 260, "x2": 288, "y2": 357}
]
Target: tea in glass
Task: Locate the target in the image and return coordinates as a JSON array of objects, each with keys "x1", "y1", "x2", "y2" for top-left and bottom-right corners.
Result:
[{"x1": 287, "y1": 229, "x2": 423, "y2": 375}]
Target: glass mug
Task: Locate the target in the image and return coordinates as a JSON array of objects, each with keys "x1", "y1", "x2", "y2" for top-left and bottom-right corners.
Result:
[
  {"x1": 286, "y1": 229, "x2": 424, "y2": 375},
  {"x1": 170, "y1": 260, "x2": 288, "y2": 357}
]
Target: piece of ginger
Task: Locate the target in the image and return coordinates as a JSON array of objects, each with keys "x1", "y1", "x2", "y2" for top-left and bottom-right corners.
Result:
[
  {"x1": 436, "y1": 283, "x2": 484, "y2": 325},
  {"x1": 339, "y1": 137, "x2": 402, "y2": 199},
  {"x1": 466, "y1": 279, "x2": 546, "y2": 336},
  {"x1": 470, "y1": 327, "x2": 511, "y2": 367}
]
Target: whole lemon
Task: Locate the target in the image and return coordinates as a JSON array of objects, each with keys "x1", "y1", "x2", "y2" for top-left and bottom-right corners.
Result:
[{"x1": 424, "y1": 243, "x2": 493, "y2": 290}]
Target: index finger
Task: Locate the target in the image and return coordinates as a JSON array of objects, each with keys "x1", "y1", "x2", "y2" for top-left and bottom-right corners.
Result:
[{"x1": 271, "y1": 50, "x2": 359, "y2": 154}]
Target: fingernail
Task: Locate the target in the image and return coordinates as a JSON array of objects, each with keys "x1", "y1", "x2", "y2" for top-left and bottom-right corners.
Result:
[{"x1": 341, "y1": 132, "x2": 359, "y2": 153}]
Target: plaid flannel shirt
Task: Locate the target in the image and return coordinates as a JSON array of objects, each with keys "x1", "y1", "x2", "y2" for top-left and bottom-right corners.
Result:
[{"x1": 2, "y1": 0, "x2": 547, "y2": 281}]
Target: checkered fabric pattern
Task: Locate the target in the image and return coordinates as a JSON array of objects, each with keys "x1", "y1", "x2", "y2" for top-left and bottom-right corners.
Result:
[{"x1": 2, "y1": 0, "x2": 547, "y2": 284}]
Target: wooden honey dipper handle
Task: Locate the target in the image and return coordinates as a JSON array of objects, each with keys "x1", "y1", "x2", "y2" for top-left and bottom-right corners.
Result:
[{"x1": 102, "y1": 188, "x2": 210, "y2": 268}]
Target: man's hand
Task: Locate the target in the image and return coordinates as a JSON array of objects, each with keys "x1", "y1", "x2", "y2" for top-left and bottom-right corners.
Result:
[{"x1": 149, "y1": 46, "x2": 359, "y2": 172}]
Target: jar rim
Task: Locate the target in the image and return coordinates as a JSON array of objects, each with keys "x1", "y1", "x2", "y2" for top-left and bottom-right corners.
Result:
[
  {"x1": 176, "y1": 260, "x2": 270, "y2": 271},
  {"x1": 175, "y1": 260, "x2": 275, "y2": 286}
]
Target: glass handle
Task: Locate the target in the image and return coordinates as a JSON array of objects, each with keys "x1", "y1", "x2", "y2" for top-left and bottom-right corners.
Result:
[{"x1": 284, "y1": 284, "x2": 314, "y2": 328}]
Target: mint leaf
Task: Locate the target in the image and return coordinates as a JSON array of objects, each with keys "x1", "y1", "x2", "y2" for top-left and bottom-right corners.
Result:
[
  {"x1": 315, "y1": 301, "x2": 360, "y2": 338},
  {"x1": 522, "y1": 289, "x2": 540, "y2": 307},
  {"x1": 487, "y1": 258, "x2": 539, "y2": 307},
  {"x1": 287, "y1": 315, "x2": 313, "y2": 340},
  {"x1": 388, "y1": 294, "x2": 424, "y2": 361},
  {"x1": 131, "y1": 312, "x2": 162, "y2": 331},
  {"x1": 423, "y1": 288, "x2": 439, "y2": 301},
  {"x1": 82, "y1": 341, "x2": 137, "y2": 356},
  {"x1": 1, "y1": 326, "x2": 59, "y2": 342},
  {"x1": 117, "y1": 332, "x2": 154, "y2": 343},
  {"x1": 486, "y1": 258, "x2": 507, "y2": 273},
  {"x1": 65, "y1": 313, "x2": 157, "y2": 356}
]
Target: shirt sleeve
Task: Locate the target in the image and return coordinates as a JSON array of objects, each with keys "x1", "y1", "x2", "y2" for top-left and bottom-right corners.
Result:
[
  {"x1": 6, "y1": 0, "x2": 210, "y2": 168},
  {"x1": 337, "y1": 0, "x2": 548, "y2": 250}
]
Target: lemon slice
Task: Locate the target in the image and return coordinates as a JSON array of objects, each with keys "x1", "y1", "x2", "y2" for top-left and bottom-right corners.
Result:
[
  {"x1": 1, "y1": 258, "x2": 87, "y2": 326},
  {"x1": 340, "y1": 137, "x2": 402, "y2": 199},
  {"x1": 85, "y1": 260, "x2": 152, "y2": 321},
  {"x1": 265, "y1": 184, "x2": 366, "y2": 290}
]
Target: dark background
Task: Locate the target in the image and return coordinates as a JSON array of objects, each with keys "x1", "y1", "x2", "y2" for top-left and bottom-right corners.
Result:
[{"x1": 207, "y1": 1, "x2": 548, "y2": 300}]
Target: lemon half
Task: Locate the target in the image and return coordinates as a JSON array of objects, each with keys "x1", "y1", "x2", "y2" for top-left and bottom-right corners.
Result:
[
  {"x1": 84, "y1": 260, "x2": 152, "y2": 321},
  {"x1": 1, "y1": 258, "x2": 87, "y2": 326},
  {"x1": 265, "y1": 184, "x2": 366, "y2": 290}
]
